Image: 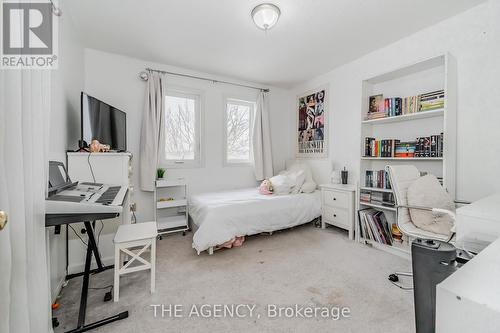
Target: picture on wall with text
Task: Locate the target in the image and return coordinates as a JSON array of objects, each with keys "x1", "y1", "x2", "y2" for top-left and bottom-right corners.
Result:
[{"x1": 297, "y1": 88, "x2": 327, "y2": 158}]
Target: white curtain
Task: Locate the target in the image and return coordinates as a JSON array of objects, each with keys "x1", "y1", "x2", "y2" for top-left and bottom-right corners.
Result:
[
  {"x1": 252, "y1": 91, "x2": 274, "y2": 180},
  {"x1": 0, "y1": 70, "x2": 53, "y2": 332},
  {"x1": 139, "y1": 70, "x2": 166, "y2": 191}
]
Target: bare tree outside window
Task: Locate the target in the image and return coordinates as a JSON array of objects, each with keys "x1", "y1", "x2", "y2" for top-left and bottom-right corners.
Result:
[
  {"x1": 165, "y1": 95, "x2": 196, "y2": 161},
  {"x1": 226, "y1": 101, "x2": 253, "y2": 163}
]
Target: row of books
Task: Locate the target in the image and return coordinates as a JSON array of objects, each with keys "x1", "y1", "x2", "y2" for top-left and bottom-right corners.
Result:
[
  {"x1": 366, "y1": 89, "x2": 445, "y2": 120},
  {"x1": 415, "y1": 134, "x2": 444, "y2": 157},
  {"x1": 364, "y1": 134, "x2": 444, "y2": 158},
  {"x1": 358, "y1": 209, "x2": 393, "y2": 245},
  {"x1": 360, "y1": 190, "x2": 395, "y2": 207},
  {"x1": 365, "y1": 169, "x2": 391, "y2": 189},
  {"x1": 364, "y1": 138, "x2": 399, "y2": 157},
  {"x1": 420, "y1": 90, "x2": 445, "y2": 111}
]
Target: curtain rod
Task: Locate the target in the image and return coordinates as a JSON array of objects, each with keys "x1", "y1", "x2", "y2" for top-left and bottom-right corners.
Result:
[{"x1": 139, "y1": 68, "x2": 270, "y2": 93}]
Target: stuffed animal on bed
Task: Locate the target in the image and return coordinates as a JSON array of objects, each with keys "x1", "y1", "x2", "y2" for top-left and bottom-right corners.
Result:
[{"x1": 259, "y1": 179, "x2": 273, "y2": 195}]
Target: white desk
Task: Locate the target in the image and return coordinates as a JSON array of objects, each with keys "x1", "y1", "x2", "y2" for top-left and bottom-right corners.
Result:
[
  {"x1": 455, "y1": 193, "x2": 500, "y2": 253},
  {"x1": 436, "y1": 237, "x2": 500, "y2": 333},
  {"x1": 436, "y1": 192, "x2": 500, "y2": 332}
]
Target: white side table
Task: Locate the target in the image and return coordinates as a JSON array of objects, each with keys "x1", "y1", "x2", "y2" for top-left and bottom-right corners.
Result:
[
  {"x1": 320, "y1": 184, "x2": 356, "y2": 240},
  {"x1": 113, "y1": 222, "x2": 158, "y2": 302}
]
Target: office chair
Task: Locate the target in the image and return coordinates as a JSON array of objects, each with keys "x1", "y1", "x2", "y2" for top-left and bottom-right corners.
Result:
[{"x1": 385, "y1": 165, "x2": 457, "y2": 285}]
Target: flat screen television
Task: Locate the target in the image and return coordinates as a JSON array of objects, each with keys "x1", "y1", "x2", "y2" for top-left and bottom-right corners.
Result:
[{"x1": 81, "y1": 92, "x2": 127, "y2": 151}]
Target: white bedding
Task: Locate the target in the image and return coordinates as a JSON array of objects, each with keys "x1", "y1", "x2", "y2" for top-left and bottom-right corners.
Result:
[{"x1": 190, "y1": 188, "x2": 321, "y2": 253}]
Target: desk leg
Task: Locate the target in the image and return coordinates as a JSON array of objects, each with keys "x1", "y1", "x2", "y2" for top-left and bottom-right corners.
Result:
[
  {"x1": 85, "y1": 221, "x2": 104, "y2": 270},
  {"x1": 65, "y1": 222, "x2": 128, "y2": 333}
]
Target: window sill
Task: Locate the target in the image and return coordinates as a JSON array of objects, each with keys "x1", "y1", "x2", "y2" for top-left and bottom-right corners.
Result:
[
  {"x1": 161, "y1": 161, "x2": 202, "y2": 169},
  {"x1": 224, "y1": 161, "x2": 254, "y2": 168}
]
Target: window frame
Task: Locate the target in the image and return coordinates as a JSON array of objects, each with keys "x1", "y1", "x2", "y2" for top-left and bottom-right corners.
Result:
[
  {"x1": 223, "y1": 97, "x2": 256, "y2": 166},
  {"x1": 160, "y1": 87, "x2": 204, "y2": 168}
]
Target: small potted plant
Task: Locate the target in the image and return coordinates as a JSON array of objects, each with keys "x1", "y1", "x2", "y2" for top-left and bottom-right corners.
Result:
[{"x1": 156, "y1": 168, "x2": 165, "y2": 180}]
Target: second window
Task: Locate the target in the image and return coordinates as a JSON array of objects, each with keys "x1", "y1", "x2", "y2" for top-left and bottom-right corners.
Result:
[{"x1": 225, "y1": 98, "x2": 255, "y2": 165}]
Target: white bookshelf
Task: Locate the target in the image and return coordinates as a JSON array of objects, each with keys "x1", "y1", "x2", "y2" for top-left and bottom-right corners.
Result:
[
  {"x1": 357, "y1": 54, "x2": 457, "y2": 256},
  {"x1": 154, "y1": 178, "x2": 189, "y2": 237}
]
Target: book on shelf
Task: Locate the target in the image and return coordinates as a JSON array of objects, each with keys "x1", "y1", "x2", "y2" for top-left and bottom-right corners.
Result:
[
  {"x1": 394, "y1": 141, "x2": 416, "y2": 158},
  {"x1": 364, "y1": 138, "x2": 400, "y2": 157},
  {"x1": 369, "y1": 94, "x2": 384, "y2": 114},
  {"x1": 364, "y1": 134, "x2": 443, "y2": 158},
  {"x1": 360, "y1": 190, "x2": 395, "y2": 207},
  {"x1": 415, "y1": 133, "x2": 443, "y2": 157},
  {"x1": 358, "y1": 209, "x2": 393, "y2": 245},
  {"x1": 365, "y1": 89, "x2": 445, "y2": 120},
  {"x1": 365, "y1": 169, "x2": 391, "y2": 189},
  {"x1": 419, "y1": 89, "x2": 444, "y2": 111}
]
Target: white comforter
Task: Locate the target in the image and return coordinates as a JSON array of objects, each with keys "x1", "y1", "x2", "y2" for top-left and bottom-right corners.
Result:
[{"x1": 190, "y1": 188, "x2": 321, "y2": 253}]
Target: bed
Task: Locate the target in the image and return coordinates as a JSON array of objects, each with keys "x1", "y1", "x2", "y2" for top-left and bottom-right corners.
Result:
[{"x1": 190, "y1": 188, "x2": 322, "y2": 254}]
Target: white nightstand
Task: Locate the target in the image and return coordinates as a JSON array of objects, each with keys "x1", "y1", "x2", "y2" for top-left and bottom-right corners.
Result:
[{"x1": 320, "y1": 184, "x2": 356, "y2": 240}]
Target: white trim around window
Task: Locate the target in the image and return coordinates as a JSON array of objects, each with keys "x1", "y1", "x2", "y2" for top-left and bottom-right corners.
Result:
[
  {"x1": 160, "y1": 87, "x2": 204, "y2": 168},
  {"x1": 223, "y1": 97, "x2": 256, "y2": 166}
]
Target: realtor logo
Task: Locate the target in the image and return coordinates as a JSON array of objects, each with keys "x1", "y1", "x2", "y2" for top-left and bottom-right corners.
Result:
[{"x1": 1, "y1": 0, "x2": 58, "y2": 69}]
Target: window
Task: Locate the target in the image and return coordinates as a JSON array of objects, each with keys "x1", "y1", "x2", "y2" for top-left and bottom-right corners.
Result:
[
  {"x1": 225, "y1": 99, "x2": 255, "y2": 164},
  {"x1": 163, "y1": 90, "x2": 201, "y2": 167}
]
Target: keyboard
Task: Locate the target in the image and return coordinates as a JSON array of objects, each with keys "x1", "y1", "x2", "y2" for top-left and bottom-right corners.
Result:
[
  {"x1": 96, "y1": 186, "x2": 122, "y2": 204},
  {"x1": 46, "y1": 183, "x2": 128, "y2": 214}
]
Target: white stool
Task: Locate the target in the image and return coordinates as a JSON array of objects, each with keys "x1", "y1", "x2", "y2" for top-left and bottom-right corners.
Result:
[{"x1": 113, "y1": 221, "x2": 157, "y2": 302}]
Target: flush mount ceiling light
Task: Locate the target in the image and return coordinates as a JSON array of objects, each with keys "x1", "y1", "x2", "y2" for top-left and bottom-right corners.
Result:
[{"x1": 251, "y1": 3, "x2": 281, "y2": 31}]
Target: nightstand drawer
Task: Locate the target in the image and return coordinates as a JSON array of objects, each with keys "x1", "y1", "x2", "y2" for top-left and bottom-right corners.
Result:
[
  {"x1": 322, "y1": 206, "x2": 349, "y2": 227},
  {"x1": 323, "y1": 190, "x2": 350, "y2": 209}
]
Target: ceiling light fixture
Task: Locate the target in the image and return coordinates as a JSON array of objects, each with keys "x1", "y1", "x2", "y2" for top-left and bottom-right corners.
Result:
[{"x1": 251, "y1": 3, "x2": 280, "y2": 31}]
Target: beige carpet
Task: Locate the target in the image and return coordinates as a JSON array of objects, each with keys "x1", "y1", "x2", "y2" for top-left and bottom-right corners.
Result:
[{"x1": 53, "y1": 224, "x2": 415, "y2": 333}]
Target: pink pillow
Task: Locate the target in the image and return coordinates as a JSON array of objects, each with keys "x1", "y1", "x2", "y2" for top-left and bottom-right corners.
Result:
[{"x1": 259, "y1": 179, "x2": 273, "y2": 195}]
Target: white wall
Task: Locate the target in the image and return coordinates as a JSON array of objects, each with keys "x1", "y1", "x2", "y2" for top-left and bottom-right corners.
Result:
[
  {"x1": 83, "y1": 49, "x2": 292, "y2": 223},
  {"x1": 289, "y1": 1, "x2": 500, "y2": 202},
  {"x1": 47, "y1": 4, "x2": 85, "y2": 301}
]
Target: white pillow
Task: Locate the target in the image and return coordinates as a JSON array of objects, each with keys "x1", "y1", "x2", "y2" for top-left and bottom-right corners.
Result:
[
  {"x1": 407, "y1": 174, "x2": 455, "y2": 236},
  {"x1": 279, "y1": 170, "x2": 305, "y2": 194},
  {"x1": 286, "y1": 162, "x2": 316, "y2": 193},
  {"x1": 269, "y1": 174, "x2": 292, "y2": 195},
  {"x1": 300, "y1": 181, "x2": 317, "y2": 193}
]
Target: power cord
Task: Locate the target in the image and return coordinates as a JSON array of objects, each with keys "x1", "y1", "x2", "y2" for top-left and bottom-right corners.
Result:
[
  {"x1": 69, "y1": 225, "x2": 87, "y2": 246},
  {"x1": 389, "y1": 281, "x2": 413, "y2": 291},
  {"x1": 87, "y1": 153, "x2": 96, "y2": 183},
  {"x1": 88, "y1": 284, "x2": 114, "y2": 302},
  {"x1": 388, "y1": 274, "x2": 414, "y2": 290},
  {"x1": 97, "y1": 220, "x2": 104, "y2": 246},
  {"x1": 89, "y1": 284, "x2": 113, "y2": 291}
]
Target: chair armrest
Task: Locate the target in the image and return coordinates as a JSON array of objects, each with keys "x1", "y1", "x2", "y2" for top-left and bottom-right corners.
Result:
[
  {"x1": 396, "y1": 204, "x2": 433, "y2": 211},
  {"x1": 396, "y1": 205, "x2": 456, "y2": 220}
]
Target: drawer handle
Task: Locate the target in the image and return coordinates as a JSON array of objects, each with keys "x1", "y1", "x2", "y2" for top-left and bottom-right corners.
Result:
[
  {"x1": 333, "y1": 197, "x2": 337, "y2": 201},
  {"x1": 333, "y1": 214, "x2": 337, "y2": 217}
]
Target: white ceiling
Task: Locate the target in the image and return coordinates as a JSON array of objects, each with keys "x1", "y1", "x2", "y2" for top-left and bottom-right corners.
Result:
[{"x1": 65, "y1": 0, "x2": 484, "y2": 88}]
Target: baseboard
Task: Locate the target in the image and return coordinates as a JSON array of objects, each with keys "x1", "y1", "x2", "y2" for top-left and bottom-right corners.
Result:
[{"x1": 67, "y1": 256, "x2": 115, "y2": 275}]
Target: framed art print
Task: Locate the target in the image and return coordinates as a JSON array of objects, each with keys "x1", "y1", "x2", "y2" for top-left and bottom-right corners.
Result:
[{"x1": 296, "y1": 86, "x2": 328, "y2": 158}]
